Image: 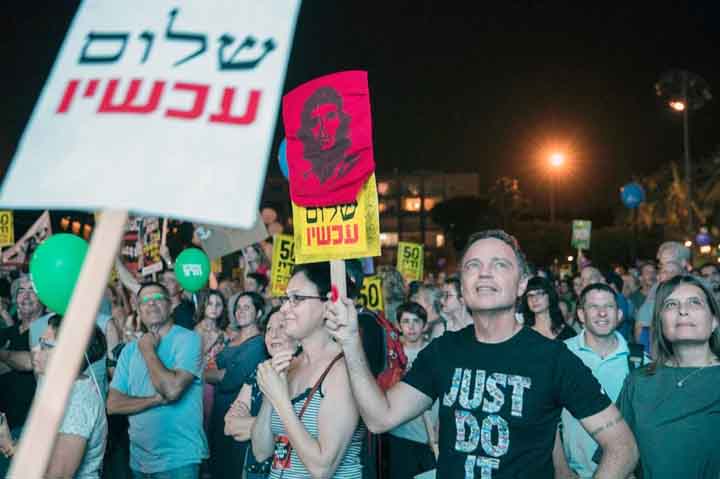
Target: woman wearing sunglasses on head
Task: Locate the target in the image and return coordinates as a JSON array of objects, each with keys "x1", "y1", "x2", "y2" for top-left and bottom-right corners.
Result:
[{"x1": 250, "y1": 262, "x2": 364, "y2": 479}]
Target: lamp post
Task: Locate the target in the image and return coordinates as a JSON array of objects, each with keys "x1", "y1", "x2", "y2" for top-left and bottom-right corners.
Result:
[
  {"x1": 549, "y1": 152, "x2": 564, "y2": 223},
  {"x1": 656, "y1": 70, "x2": 712, "y2": 233}
]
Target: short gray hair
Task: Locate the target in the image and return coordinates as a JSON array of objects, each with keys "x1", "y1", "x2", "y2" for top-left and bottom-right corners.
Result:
[
  {"x1": 10, "y1": 275, "x2": 33, "y2": 301},
  {"x1": 657, "y1": 241, "x2": 691, "y2": 264}
]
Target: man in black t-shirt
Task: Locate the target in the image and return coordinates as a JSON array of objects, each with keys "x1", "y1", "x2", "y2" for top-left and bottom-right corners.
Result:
[{"x1": 326, "y1": 230, "x2": 638, "y2": 478}]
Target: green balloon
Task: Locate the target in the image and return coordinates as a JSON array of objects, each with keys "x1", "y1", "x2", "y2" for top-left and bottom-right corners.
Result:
[
  {"x1": 29, "y1": 233, "x2": 88, "y2": 315},
  {"x1": 174, "y1": 248, "x2": 210, "y2": 293}
]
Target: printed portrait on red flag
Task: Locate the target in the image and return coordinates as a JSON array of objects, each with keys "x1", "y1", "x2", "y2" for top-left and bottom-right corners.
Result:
[{"x1": 282, "y1": 70, "x2": 375, "y2": 207}]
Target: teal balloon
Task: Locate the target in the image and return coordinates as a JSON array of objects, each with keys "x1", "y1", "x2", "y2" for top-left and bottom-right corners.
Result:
[
  {"x1": 29, "y1": 233, "x2": 88, "y2": 315},
  {"x1": 174, "y1": 248, "x2": 210, "y2": 292}
]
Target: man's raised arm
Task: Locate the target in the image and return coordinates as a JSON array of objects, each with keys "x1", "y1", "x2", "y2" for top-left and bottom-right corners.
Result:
[{"x1": 325, "y1": 298, "x2": 432, "y2": 433}]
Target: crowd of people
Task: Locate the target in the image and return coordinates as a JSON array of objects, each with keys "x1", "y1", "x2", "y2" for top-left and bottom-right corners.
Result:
[{"x1": 0, "y1": 230, "x2": 718, "y2": 478}]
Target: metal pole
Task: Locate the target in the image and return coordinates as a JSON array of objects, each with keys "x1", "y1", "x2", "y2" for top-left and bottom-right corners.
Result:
[
  {"x1": 550, "y1": 174, "x2": 556, "y2": 223},
  {"x1": 682, "y1": 72, "x2": 693, "y2": 233}
]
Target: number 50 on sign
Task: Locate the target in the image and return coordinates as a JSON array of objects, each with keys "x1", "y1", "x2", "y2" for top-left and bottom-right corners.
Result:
[
  {"x1": 358, "y1": 275, "x2": 383, "y2": 312},
  {"x1": 397, "y1": 241, "x2": 423, "y2": 283}
]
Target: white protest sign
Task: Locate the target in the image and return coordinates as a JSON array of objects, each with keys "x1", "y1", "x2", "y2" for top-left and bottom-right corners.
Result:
[
  {"x1": 197, "y1": 216, "x2": 269, "y2": 260},
  {"x1": 0, "y1": 1, "x2": 301, "y2": 229}
]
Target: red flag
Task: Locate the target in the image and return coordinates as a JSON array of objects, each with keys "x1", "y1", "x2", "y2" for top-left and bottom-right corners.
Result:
[{"x1": 282, "y1": 71, "x2": 375, "y2": 207}]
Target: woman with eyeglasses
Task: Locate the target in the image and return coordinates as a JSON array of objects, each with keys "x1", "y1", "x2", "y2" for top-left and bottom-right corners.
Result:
[
  {"x1": 616, "y1": 275, "x2": 720, "y2": 479},
  {"x1": 521, "y1": 276, "x2": 576, "y2": 341},
  {"x1": 224, "y1": 306, "x2": 300, "y2": 479},
  {"x1": 205, "y1": 291, "x2": 268, "y2": 479},
  {"x1": 0, "y1": 315, "x2": 108, "y2": 478},
  {"x1": 251, "y1": 263, "x2": 364, "y2": 478}
]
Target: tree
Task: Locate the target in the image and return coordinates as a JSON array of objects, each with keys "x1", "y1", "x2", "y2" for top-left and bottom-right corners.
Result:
[
  {"x1": 430, "y1": 196, "x2": 501, "y2": 251},
  {"x1": 489, "y1": 177, "x2": 530, "y2": 230}
]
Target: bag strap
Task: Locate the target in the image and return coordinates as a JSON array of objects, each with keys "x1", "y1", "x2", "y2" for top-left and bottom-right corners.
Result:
[
  {"x1": 276, "y1": 352, "x2": 345, "y2": 475},
  {"x1": 297, "y1": 352, "x2": 344, "y2": 420}
]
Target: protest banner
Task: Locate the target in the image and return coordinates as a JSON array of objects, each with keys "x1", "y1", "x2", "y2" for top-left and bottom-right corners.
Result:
[
  {"x1": 270, "y1": 234, "x2": 295, "y2": 297},
  {"x1": 119, "y1": 217, "x2": 142, "y2": 274},
  {"x1": 397, "y1": 241, "x2": 424, "y2": 283},
  {"x1": 211, "y1": 257, "x2": 223, "y2": 274},
  {"x1": 282, "y1": 70, "x2": 378, "y2": 300},
  {"x1": 0, "y1": 211, "x2": 15, "y2": 247},
  {"x1": 139, "y1": 217, "x2": 163, "y2": 276},
  {"x1": 1, "y1": 211, "x2": 52, "y2": 265},
  {"x1": 1, "y1": 2, "x2": 300, "y2": 476},
  {"x1": 571, "y1": 220, "x2": 592, "y2": 250},
  {"x1": 0, "y1": 2, "x2": 300, "y2": 230},
  {"x1": 292, "y1": 174, "x2": 381, "y2": 264},
  {"x1": 283, "y1": 70, "x2": 375, "y2": 207},
  {"x1": 196, "y1": 216, "x2": 269, "y2": 260},
  {"x1": 358, "y1": 275, "x2": 383, "y2": 312}
]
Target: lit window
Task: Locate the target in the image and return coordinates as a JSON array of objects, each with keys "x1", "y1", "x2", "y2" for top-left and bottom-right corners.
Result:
[
  {"x1": 378, "y1": 201, "x2": 388, "y2": 213},
  {"x1": 380, "y1": 232, "x2": 399, "y2": 247},
  {"x1": 377, "y1": 182, "x2": 390, "y2": 195},
  {"x1": 403, "y1": 197, "x2": 422, "y2": 212},
  {"x1": 436, "y1": 234, "x2": 445, "y2": 248},
  {"x1": 424, "y1": 197, "x2": 439, "y2": 211}
]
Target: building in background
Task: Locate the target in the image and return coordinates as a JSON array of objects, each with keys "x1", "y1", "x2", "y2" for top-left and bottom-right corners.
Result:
[{"x1": 261, "y1": 171, "x2": 481, "y2": 275}]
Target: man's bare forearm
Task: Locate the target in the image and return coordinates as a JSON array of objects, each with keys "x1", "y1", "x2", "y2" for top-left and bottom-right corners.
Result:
[
  {"x1": 341, "y1": 336, "x2": 392, "y2": 433},
  {"x1": 140, "y1": 347, "x2": 185, "y2": 401},
  {"x1": 107, "y1": 390, "x2": 162, "y2": 415},
  {"x1": 591, "y1": 416, "x2": 638, "y2": 479}
]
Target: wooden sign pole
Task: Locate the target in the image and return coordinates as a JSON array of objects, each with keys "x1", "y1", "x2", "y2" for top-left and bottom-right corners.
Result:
[
  {"x1": 8, "y1": 209, "x2": 128, "y2": 479},
  {"x1": 330, "y1": 259, "x2": 347, "y2": 300}
]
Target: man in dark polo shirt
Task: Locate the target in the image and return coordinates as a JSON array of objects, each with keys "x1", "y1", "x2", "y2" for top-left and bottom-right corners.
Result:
[{"x1": 326, "y1": 230, "x2": 639, "y2": 478}]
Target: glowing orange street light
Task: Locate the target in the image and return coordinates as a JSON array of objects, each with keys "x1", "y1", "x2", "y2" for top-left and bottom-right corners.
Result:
[
  {"x1": 550, "y1": 152, "x2": 565, "y2": 167},
  {"x1": 669, "y1": 100, "x2": 686, "y2": 112}
]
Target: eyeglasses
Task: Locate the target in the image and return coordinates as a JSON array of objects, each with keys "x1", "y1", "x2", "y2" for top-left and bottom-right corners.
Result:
[
  {"x1": 441, "y1": 293, "x2": 459, "y2": 300},
  {"x1": 139, "y1": 293, "x2": 168, "y2": 305},
  {"x1": 279, "y1": 293, "x2": 325, "y2": 308},
  {"x1": 661, "y1": 297, "x2": 707, "y2": 314},
  {"x1": 38, "y1": 338, "x2": 56, "y2": 351}
]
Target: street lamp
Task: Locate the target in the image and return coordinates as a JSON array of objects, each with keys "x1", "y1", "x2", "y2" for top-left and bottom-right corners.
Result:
[
  {"x1": 656, "y1": 70, "x2": 712, "y2": 233},
  {"x1": 548, "y1": 152, "x2": 565, "y2": 223}
]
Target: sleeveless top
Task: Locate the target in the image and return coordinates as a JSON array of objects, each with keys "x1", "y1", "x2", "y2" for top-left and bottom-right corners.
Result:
[{"x1": 268, "y1": 382, "x2": 364, "y2": 479}]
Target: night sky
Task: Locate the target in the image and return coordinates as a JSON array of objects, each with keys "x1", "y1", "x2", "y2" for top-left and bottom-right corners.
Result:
[{"x1": 2, "y1": 1, "x2": 719, "y2": 222}]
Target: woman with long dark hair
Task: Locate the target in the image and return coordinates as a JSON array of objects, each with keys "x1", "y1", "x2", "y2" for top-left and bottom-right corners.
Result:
[
  {"x1": 521, "y1": 276, "x2": 576, "y2": 341},
  {"x1": 617, "y1": 275, "x2": 720, "y2": 478},
  {"x1": 194, "y1": 289, "x2": 228, "y2": 432},
  {"x1": 251, "y1": 262, "x2": 364, "y2": 478}
]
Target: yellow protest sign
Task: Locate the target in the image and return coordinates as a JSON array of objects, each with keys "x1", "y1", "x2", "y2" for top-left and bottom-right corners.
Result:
[
  {"x1": 397, "y1": 241, "x2": 424, "y2": 283},
  {"x1": 271, "y1": 234, "x2": 295, "y2": 297},
  {"x1": 292, "y1": 174, "x2": 381, "y2": 264},
  {"x1": 358, "y1": 275, "x2": 384, "y2": 312},
  {"x1": 0, "y1": 212, "x2": 14, "y2": 247},
  {"x1": 232, "y1": 267, "x2": 243, "y2": 280},
  {"x1": 211, "y1": 257, "x2": 223, "y2": 274}
]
